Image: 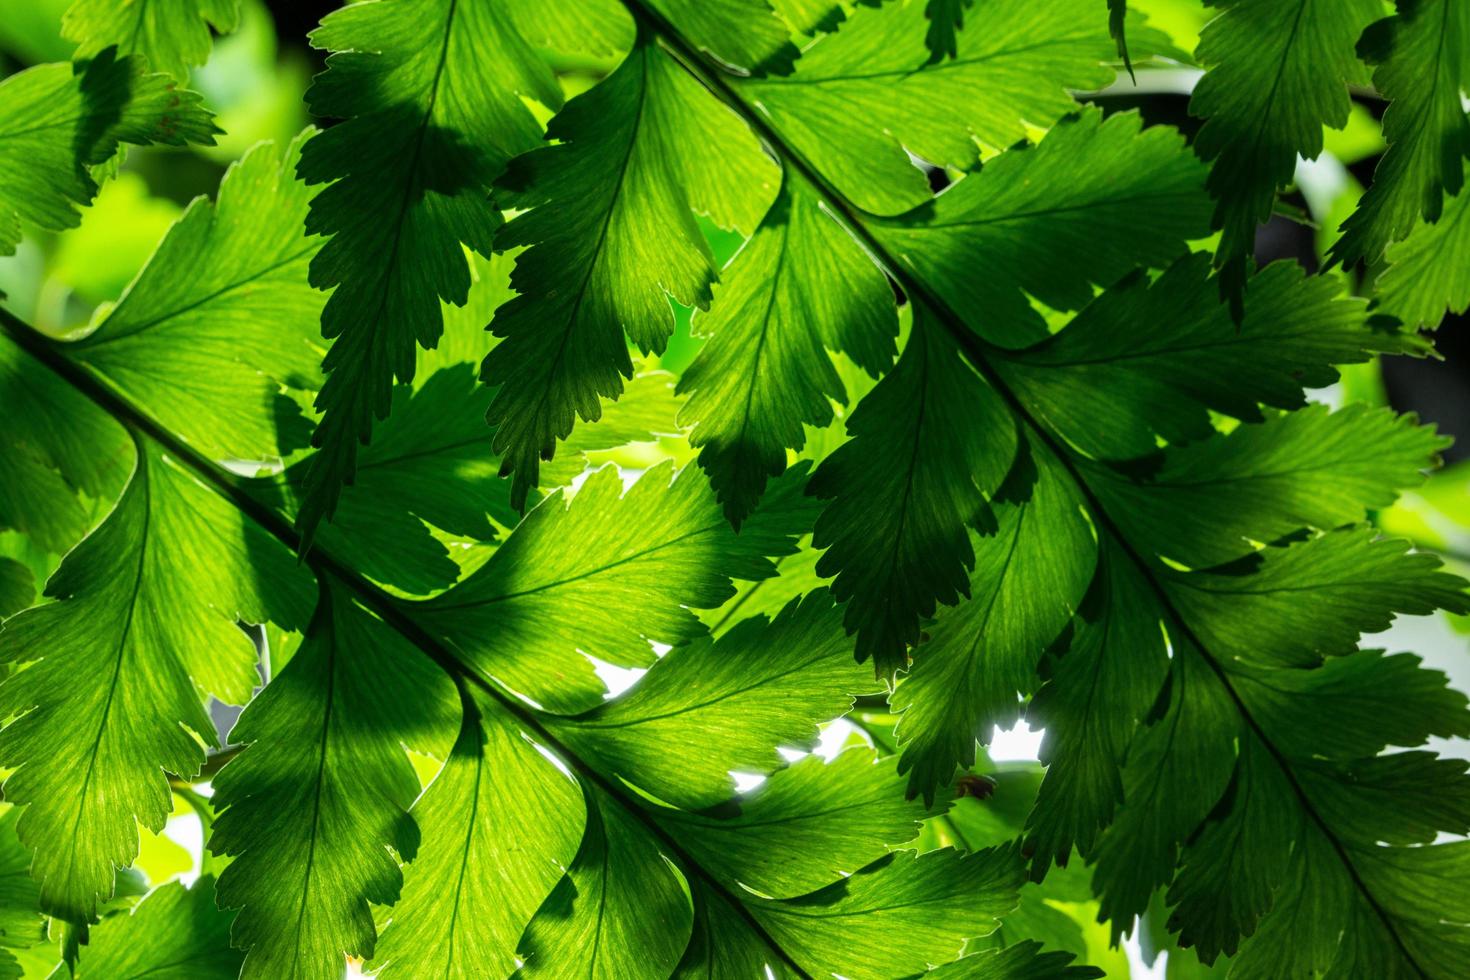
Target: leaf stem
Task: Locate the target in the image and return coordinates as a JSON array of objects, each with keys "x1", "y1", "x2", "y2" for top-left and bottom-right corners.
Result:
[
  {"x1": 0, "y1": 305, "x2": 814, "y2": 980},
  {"x1": 618, "y1": 7, "x2": 1428, "y2": 970}
]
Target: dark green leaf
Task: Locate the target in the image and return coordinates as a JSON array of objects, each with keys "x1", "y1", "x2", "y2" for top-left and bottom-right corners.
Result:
[
  {"x1": 1331, "y1": 0, "x2": 1470, "y2": 265},
  {"x1": 1190, "y1": 0, "x2": 1381, "y2": 294},
  {"x1": 996, "y1": 255, "x2": 1422, "y2": 459},
  {"x1": 809, "y1": 316, "x2": 1017, "y2": 675},
  {"x1": 1087, "y1": 403, "x2": 1447, "y2": 568},
  {"x1": 892, "y1": 439, "x2": 1096, "y2": 803},
  {"x1": 296, "y1": 0, "x2": 558, "y2": 540},
  {"x1": 1026, "y1": 539, "x2": 1169, "y2": 874},
  {"x1": 1377, "y1": 159, "x2": 1470, "y2": 329},
  {"x1": 1164, "y1": 528, "x2": 1470, "y2": 668}
]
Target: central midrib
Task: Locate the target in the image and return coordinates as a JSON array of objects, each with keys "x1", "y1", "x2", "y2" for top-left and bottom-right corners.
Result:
[
  {"x1": 619, "y1": 2, "x2": 1431, "y2": 972},
  {"x1": 0, "y1": 305, "x2": 818, "y2": 978}
]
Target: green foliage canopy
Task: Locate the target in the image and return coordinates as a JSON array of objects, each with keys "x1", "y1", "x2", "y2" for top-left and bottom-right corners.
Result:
[{"x1": 0, "y1": 0, "x2": 1468, "y2": 977}]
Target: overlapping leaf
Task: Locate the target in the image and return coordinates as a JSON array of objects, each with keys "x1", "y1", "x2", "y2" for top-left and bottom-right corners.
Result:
[
  {"x1": 211, "y1": 585, "x2": 457, "y2": 980},
  {"x1": 1377, "y1": 160, "x2": 1470, "y2": 329},
  {"x1": 867, "y1": 109, "x2": 1211, "y2": 348},
  {"x1": 260, "y1": 365, "x2": 509, "y2": 595},
  {"x1": 371, "y1": 688, "x2": 583, "y2": 979},
  {"x1": 808, "y1": 316, "x2": 1017, "y2": 675},
  {"x1": 483, "y1": 30, "x2": 777, "y2": 507},
  {"x1": 517, "y1": 785, "x2": 693, "y2": 978},
  {"x1": 1, "y1": 1, "x2": 1468, "y2": 976},
  {"x1": 678, "y1": 173, "x2": 897, "y2": 525},
  {"x1": 0, "y1": 49, "x2": 216, "y2": 255},
  {"x1": 1189, "y1": 0, "x2": 1381, "y2": 297},
  {"x1": 1086, "y1": 403, "x2": 1446, "y2": 567},
  {"x1": 295, "y1": 0, "x2": 562, "y2": 540},
  {"x1": 892, "y1": 439, "x2": 1095, "y2": 802},
  {"x1": 550, "y1": 590, "x2": 874, "y2": 809},
  {"x1": 1331, "y1": 0, "x2": 1470, "y2": 266},
  {"x1": 0, "y1": 332, "x2": 129, "y2": 554},
  {"x1": 75, "y1": 878, "x2": 240, "y2": 979},
  {"x1": 652, "y1": 748, "x2": 929, "y2": 898},
  {"x1": 62, "y1": 0, "x2": 240, "y2": 80},
  {"x1": 412, "y1": 460, "x2": 817, "y2": 712},
  {"x1": 642, "y1": 0, "x2": 799, "y2": 74},
  {"x1": 740, "y1": 0, "x2": 1173, "y2": 214},
  {"x1": 0, "y1": 438, "x2": 310, "y2": 922},
  {"x1": 993, "y1": 254, "x2": 1423, "y2": 459}
]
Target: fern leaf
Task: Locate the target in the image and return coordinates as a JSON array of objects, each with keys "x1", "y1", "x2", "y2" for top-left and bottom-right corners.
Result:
[
  {"x1": 1377, "y1": 160, "x2": 1470, "y2": 329},
  {"x1": 294, "y1": 0, "x2": 559, "y2": 542},
  {"x1": 927, "y1": 941, "x2": 1104, "y2": 978},
  {"x1": 746, "y1": 847, "x2": 1024, "y2": 978},
  {"x1": 892, "y1": 438, "x2": 1096, "y2": 803},
  {"x1": 808, "y1": 316, "x2": 1018, "y2": 675},
  {"x1": 994, "y1": 254, "x2": 1425, "y2": 459},
  {"x1": 653, "y1": 748, "x2": 931, "y2": 898},
  {"x1": 868, "y1": 109, "x2": 1211, "y2": 348},
  {"x1": 69, "y1": 131, "x2": 323, "y2": 460},
  {"x1": 413, "y1": 460, "x2": 817, "y2": 712},
  {"x1": 0, "y1": 50, "x2": 216, "y2": 256},
  {"x1": 0, "y1": 439, "x2": 309, "y2": 921},
  {"x1": 517, "y1": 784, "x2": 693, "y2": 977},
  {"x1": 741, "y1": 0, "x2": 1173, "y2": 213},
  {"x1": 642, "y1": 0, "x2": 800, "y2": 74},
  {"x1": 1190, "y1": 0, "x2": 1381, "y2": 297},
  {"x1": 62, "y1": 0, "x2": 239, "y2": 80},
  {"x1": 79, "y1": 878, "x2": 240, "y2": 979},
  {"x1": 678, "y1": 173, "x2": 897, "y2": 526},
  {"x1": 1165, "y1": 528, "x2": 1470, "y2": 669},
  {"x1": 0, "y1": 333, "x2": 129, "y2": 553},
  {"x1": 371, "y1": 687, "x2": 583, "y2": 979},
  {"x1": 1086, "y1": 403, "x2": 1447, "y2": 568},
  {"x1": 482, "y1": 31, "x2": 777, "y2": 507},
  {"x1": 550, "y1": 590, "x2": 874, "y2": 809},
  {"x1": 210, "y1": 585, "x2": 457, "y2": 980},
  {"x1": 1330, "y1": 0, "x2": 1470, "y2": 266}
]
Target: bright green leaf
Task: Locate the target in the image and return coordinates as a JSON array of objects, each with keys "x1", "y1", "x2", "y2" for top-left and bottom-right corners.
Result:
[
  {"x1": 413, "y1": 461, "x2": 816, "y2": 713},
  {"x1": 868, "y1": 110, "x2": 1210, "y2": 348},
  {"x1": 63, "y1": 0, "x2": 240, "y2": 80},
  {"x1": 0, "y1": 439, "x2": 309, "y2": 922},
  {"x1": 69, "y1": 130, "x2": 322, "y2": 460},
  {"x1": 0, "y1": 50, "x2": 216, "y2": 256},
  {"x1": 483, "y1": 31, "x2": 778, "y2": 506},
  {"x1": 211, "y1": 585, "x2": 457, "y2": 980},
  {"x1": 678, "y1": 173, "x2": 897, "y2": 525}
]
